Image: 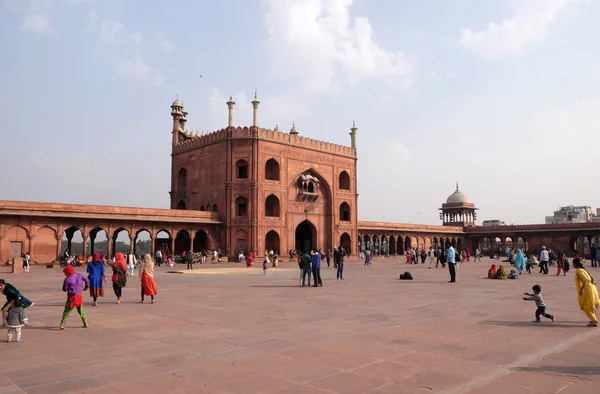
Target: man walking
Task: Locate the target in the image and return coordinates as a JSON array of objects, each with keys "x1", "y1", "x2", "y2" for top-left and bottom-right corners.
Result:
[
  {"x1": 591, "y1": 244, "x2": 597, "y2": 268},
  {"x1": 335, "y1": 247, "x2": 345, "y2": 280},
  {"x1": 447, "y1": 245, "x2": 456, "y2": 283},
  {"x1": 539, "y1": 246, "x2": 549, "y2": 275},
  {"x1": 300, "y1": 251, "x2": 312, "y2": 287},
  {"x1": 312, "y1": 250, "x2": 322, "y2": 287}
]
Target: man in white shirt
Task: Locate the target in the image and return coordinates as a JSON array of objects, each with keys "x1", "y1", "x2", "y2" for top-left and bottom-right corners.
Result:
[
  {"x1": 447, "y1": 246, "x2": 456, "y2": 283},
  {"x1": 429, "y1": 247, "x2": 436, "y2": 268},
  {"x1": 539, "y1": 246, "x2": 549, "y2": 275}
]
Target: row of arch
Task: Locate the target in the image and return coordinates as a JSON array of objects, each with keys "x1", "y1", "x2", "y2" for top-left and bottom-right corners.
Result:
[
  {"x1": 230, "y1": 195, "x2": 351, "y2": 221},
  {"x1": 477, "y1": 235, "x2": 600, "y2": 255},
  {"x1": 357, "y1": 234, "x2": 463, "y2": 255},
  {"x1": 176, "y1": 161, "x2": 352, "y2": 191},
  {"x1": 2, "y1": 224, "x2": 214, "y2": 264}
]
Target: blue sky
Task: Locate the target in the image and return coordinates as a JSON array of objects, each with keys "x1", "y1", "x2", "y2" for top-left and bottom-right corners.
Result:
[{"x1": 1, "y1": 0, "x2": 599, "y2": 225}]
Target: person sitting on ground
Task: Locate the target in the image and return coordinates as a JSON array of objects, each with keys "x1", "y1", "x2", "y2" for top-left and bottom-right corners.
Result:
[
  {"x1": 496, "y1": 265, "x2": 508, "y2": 280},
  {"x1": 488, "y1": 264, "x2": 497, "y2": 279}
]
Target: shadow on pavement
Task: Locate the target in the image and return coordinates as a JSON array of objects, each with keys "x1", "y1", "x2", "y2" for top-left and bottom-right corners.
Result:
[
  {"x1": 514, "y1": 366, "x2": 600, "y2": 375},
  {"x1": 481, "y1": 320, "x2": 584, "y2": 328}
]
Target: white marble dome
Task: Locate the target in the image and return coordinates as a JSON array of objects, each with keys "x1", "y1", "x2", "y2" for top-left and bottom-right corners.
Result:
[{"x1": 446, "y1": 185, "x2": 470, "y2": 204}]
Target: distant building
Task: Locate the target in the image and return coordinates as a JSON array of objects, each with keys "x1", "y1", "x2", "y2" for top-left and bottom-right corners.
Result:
[
  {"x1": 545, "y1": 206, "x2": 594, "y2": 224},
  {"x1": 482, "y1": 220, "x2": 506, "y2": 226}
]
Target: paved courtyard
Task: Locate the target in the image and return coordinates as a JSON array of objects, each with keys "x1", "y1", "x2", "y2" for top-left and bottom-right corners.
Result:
[{"x1": 1, "y1": 258, "x2": 599, "y2": 394}]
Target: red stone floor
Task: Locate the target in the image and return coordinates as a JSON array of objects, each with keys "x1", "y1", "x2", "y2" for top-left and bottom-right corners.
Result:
[{"x1": 1, "y1": 258, "x2": 599, "y2": 394}]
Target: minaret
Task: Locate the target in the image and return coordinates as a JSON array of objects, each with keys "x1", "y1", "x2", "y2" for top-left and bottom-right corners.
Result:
[
  {"x1": 170, "y1": 96, "x2": 185, "y2": 146},
  {"x1": 289, "y1": 122, "x2": 298, "y2": 136},
  {"x1": 349, "y1": 121, "x2": 357, "y2": 149},
  {"x1": 251, "y1": 90, "x2": 260, "y2": 127},
  {"x1": 226, "y1": 96, "x2": 235, "y2": 127}
]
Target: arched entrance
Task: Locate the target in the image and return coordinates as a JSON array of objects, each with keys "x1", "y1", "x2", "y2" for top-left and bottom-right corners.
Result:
[
  {"x1": 339, "y1": 233, "x2": 351, "y2": 253},
  {"x1": 265, "y1": 230, "x2": 280, "y2": 254},
  {"x1": 295, "y1": 220, "x2": 316, "y2": 252},
  {"x1": 193, "y1": 230, "x2": 208, "y2": 252}
]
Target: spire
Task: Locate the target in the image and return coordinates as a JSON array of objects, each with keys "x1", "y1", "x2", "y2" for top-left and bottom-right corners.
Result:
[
  {"x1": 349, "y1": 121, "x2": 357, "y2": 149},
  {"x1": 456, "y1": 181, "x2": 459, "y2": 190},
  {"x1": 251, "y1": 90, "x2": 260, "y2": 127},
  {"x1": 226, "y1": 96, "x2": 236, "y2": 127},
  {"x1": 290, "y1": 122, "x2": 298, "y2": 136}
]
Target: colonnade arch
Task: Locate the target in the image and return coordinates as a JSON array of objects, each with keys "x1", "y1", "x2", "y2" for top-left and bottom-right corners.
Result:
[
  {"x1": 357, "y1": 233, "x2": 467, "y2": 256},
  {"x1": 1, "y1": 222, "x2": 218, "y2": 265}
]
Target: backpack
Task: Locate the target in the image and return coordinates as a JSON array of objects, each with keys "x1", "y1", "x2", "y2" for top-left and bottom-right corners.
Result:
[{"x1": 399, "y1": 272, "x2": 413, "y2": 280}]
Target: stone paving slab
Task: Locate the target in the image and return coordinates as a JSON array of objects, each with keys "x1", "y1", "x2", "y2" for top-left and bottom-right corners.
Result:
[{"x1": 1, "y1": 258, "x2": 599, "y2": 393}]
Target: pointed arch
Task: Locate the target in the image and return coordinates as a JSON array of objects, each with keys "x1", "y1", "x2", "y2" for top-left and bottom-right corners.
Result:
[
  {"x1": 177, "y1": 167, "x2": 187, "y2": 189},
  {"x1": 236, "y1": 159, "x2": 249, "y2": 179},
  {"x1": 265, "y1": 158, "x2": 280, "y2": 181},
  {"x1": 339, "y1": 170, "x2": 350, "y2": 190},
  {"x1": 339, "y1": 202, "x2": 351, "y2": 221},
  {"x1": 265, "y1": 194, "x2": 280, "y2": 217}
]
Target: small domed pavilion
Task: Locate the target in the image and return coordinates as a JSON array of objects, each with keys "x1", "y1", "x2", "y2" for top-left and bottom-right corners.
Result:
[{"x1": 439, "y1": 183, "x2": 478, "y2": 226}]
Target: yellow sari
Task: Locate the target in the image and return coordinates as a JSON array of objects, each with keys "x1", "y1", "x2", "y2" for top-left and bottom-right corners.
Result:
[{"x1": 575, "y1": 268, "x2": 600, "y2": 323}]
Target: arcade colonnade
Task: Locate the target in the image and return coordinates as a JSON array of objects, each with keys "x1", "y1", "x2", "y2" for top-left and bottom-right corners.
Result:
[
  {"x1": 0, "y1": 201, "x2": 222, "y2": 264},
  {"x1": 357, "y1": 233, "x2": 466, "y2": 255},
  {"x1": 0, "y1": 223, "x2": 218, "y2": 264},
  {"x1": 471, "y1": 233, "x2": 600, "y2": 255}
]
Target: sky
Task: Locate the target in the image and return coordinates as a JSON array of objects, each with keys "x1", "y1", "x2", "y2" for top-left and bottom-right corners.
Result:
[{"x1": 1, "y1": 0, "x2": 599, "y2": 226}]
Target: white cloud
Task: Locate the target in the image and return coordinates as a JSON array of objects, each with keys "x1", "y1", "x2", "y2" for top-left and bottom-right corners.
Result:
[
  {"x1": 459, "y1": 0, "x2": 587, "y2": 58},
  {"x1": 106, "y1": 52, "x2": 163, "y2": 87},
  {"x1": 130, "y1": 32, "x2": 143, "y2": 46},
  {"x1": 20, "y1": 0, "x2": 58, "y2": 36},
  {"x1": 86, "y1": 9, "x2": 98, "y2": 32},
  {"x1": 263, "y1": 0, "x2": 414, "y2": 94},
  {"x1": 99, "y1": 20, "x2": 122, "y2": 43},
  {"x1": 156, "y1": 31, "x2": 172, "y2": 51}
]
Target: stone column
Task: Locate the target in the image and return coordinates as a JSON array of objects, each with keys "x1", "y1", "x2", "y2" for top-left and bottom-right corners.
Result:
[
  {"x1": 170, "y1": 237, "x2": 175, "y2": 256},
  {"x1": 82, "y1": 237, "x2": 88, "y2": 259},
  {"x1": 129, "y1": 235, "x2": 135, "y2": 255},
  {"x1": 29, "y1": 235, "x2": 35, "y2": 256},
  {"x1": 0, "y1": 234, "x2": 4, "y2": 263}
]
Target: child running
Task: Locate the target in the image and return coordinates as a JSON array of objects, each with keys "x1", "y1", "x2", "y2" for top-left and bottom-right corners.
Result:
[
  {"x1": 5, "y1": 299, "x2": 28, "y2": 342},
  {"x1": 523, "y1": 284, "x2": 554, "y2": 323}
]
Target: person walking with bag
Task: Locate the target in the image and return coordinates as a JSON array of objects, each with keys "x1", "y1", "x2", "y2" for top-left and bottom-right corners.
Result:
[{"x1": 111, "y1": 253, "x2": 127, "y2": 304}]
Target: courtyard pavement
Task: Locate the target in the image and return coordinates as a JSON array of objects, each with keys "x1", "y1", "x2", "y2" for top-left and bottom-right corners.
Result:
[{"x1": 1, "y1": 258, "x2": 599, "y2": 394}]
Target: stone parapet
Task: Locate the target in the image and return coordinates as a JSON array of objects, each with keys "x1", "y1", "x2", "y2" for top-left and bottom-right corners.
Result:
[
  {"x1": 466, "y1": 222, "x2": 600, "y2": 234},
  {"x1": 0, "y1": 200, "x2": 221, "y2": 224},
  {"x1": 173, "y1": 126, "x2": 356, "y2": 158},
  {"x1": 358, "y1": 221, "x2": 464, "y2": 234}
]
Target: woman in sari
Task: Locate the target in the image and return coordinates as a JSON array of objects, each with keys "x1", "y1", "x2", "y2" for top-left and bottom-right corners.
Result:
[
  {"x1": 86, "y1": 252, "x2": 105, "y2": 306},
  {"x1": 488, "y1": 264, "x2": 497, "y2": 279},
  {"x1": 111, "y1": 253, "x2": 127, "y2": 304},
  {"x1": 573, "y1": 258, "x2": 600, "y2": 327},
  {"x1": 139, "y1": 254, "x2": 157, "y2": 304},
  {"x1": 514, "y1": 249, "x2": 526, "y2": 274}
]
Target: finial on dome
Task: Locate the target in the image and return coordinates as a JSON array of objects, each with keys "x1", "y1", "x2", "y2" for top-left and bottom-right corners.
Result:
[
  {"x1": 456, "y1": 181, "x2": 459, "y2": 190},
  {"x1": 254, "y1": 89, "x2": 257, "y2": 99},
  {"x1": 290, "y1": 122, "x2": 299, "y2": 136}
]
